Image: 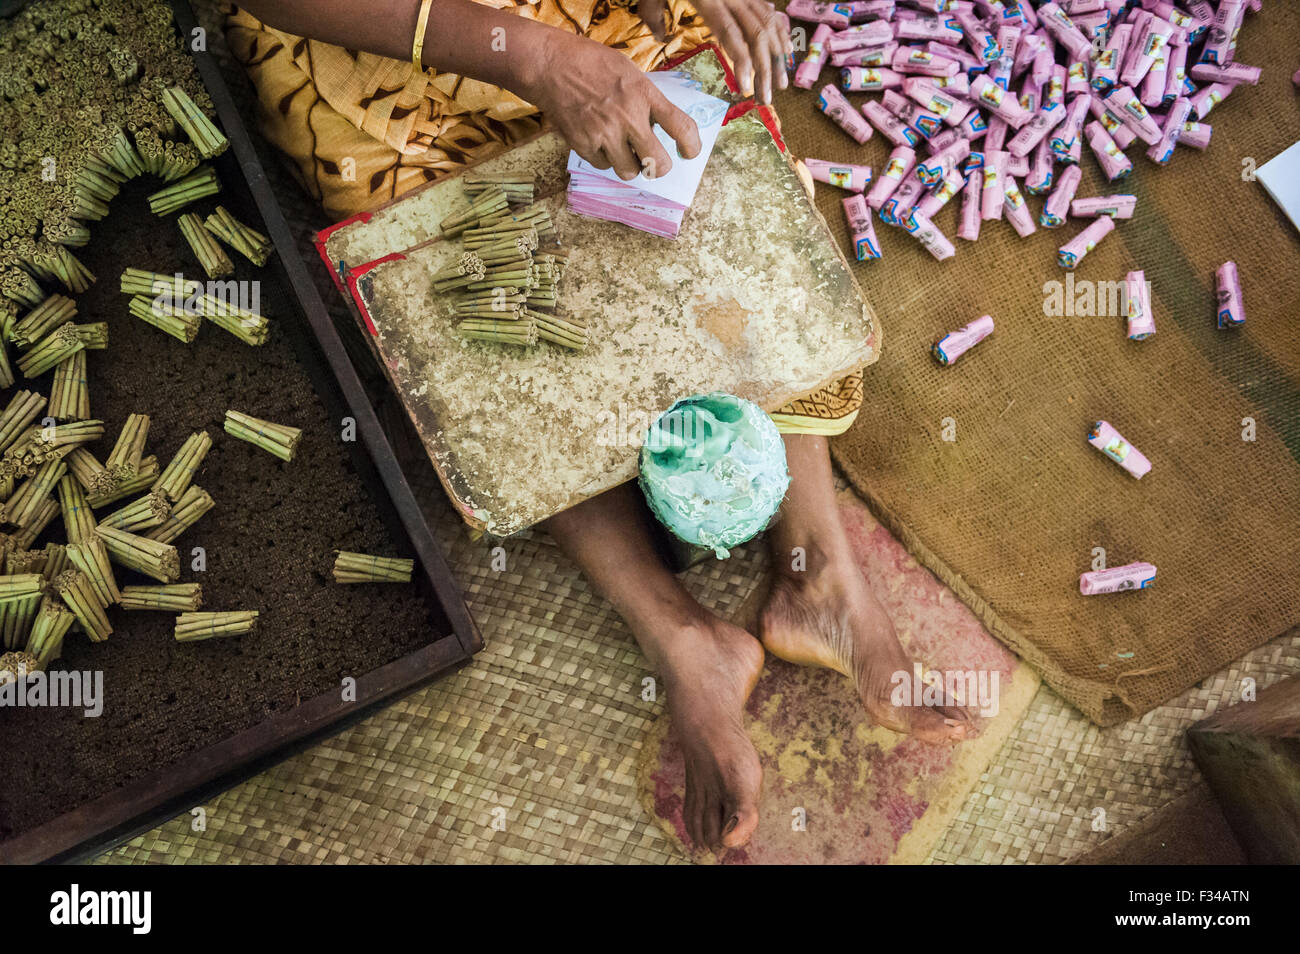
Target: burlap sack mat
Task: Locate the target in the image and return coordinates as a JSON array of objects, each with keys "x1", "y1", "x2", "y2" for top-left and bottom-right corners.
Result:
[{"x1": 772, "y1": 4, "x2": 1300, "y2": 725}]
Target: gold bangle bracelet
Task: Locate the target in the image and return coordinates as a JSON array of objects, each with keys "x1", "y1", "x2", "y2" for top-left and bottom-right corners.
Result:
[{"x1": 412, "y1": 0, "x2": 434, "y2": 70}]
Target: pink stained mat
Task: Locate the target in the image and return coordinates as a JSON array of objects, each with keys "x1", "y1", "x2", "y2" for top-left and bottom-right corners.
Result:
[{"x1": 637, "y1": 489, "x2": 1039, "y2": 864}]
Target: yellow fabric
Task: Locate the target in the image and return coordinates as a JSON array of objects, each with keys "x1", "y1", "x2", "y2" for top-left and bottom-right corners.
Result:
[
  {"x1": 222, "y1": 1, "x2": 863, "y2": 432},
  {"x1": 771, "y1": 408, "x2": 859, "y2": 437},
  {"x1": 771, "y1": 369, "x2": 864, "y2": 435}
]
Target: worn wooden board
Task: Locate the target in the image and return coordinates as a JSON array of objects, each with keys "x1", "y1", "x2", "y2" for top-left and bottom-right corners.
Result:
[{"x1": 349, "y1": 111, "x2": 879, "y2": 535}]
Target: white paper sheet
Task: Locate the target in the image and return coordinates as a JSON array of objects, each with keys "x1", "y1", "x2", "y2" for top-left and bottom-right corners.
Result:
[
  {"x1": 1256, "y1": 140, "x2": 1300, "y2": 236},
  {"x1": 565, "y1": 72, "x2": 728, "y2": 209}
]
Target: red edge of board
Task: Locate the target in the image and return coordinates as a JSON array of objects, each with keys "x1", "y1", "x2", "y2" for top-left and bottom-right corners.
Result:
[{"x1": 345, "y1": 252, "x2": 406, "y2": 336}]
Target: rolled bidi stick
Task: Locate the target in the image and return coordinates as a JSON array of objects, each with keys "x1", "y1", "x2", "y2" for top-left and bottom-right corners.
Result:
[
  {"x1": 1007, "y1": 100, "x2": 1067, "y2": 158},
  {"x1": 175, "y1": 611, "x2": 258, "y2": 642},
  {"x1": 832, "y1": 42, "x2": 898, "y2": 68},
  {"x1": 1199, "y1": 0, "x2": 1244, "y2": 66},
  {"x1": 866, "y1": 146, "x2": 916, "y2": 210},
  {"x1": 841, "y1": 67, "x2": 904, "y2": 92},
  {"x1": 891, "y1": 46, "x2": 961, "y2": 78},
  {"x1": 829, "y1": 19, "x2": 894, "y2": 52},
  {"x1": 1057, "y1": 214, "x2": 1115, "y2": 268},
  {"x1": 805, "y1": 158, "x2": 873, "y2": 192},
  {"x1": 1002, "y1": 175, "x2": 1036, "y2": 237},
  {"x1": 861, "y1": 99, "x2": 922, "y2": 148},
  {"x1": 120, "y1": 583, "x2": 203, "y2": 612},
  {"x1": 894, "y1": 14, "x2": 963, "y2": 44},
  {"x1": 1189, "y1": 82, "x2": 1234, "y2": 121},
  {"x1": 957, "y1": 165, "x2": 982, "y2": 241},
  {"x1": 902, "y1": 77, "x2": 972, "y2": 127},
  {"x1": 915, "y1": 169, "x2": 965, "y2": 219},
  {"x1": 842, "y1": 195, "x2": 882, "y2": 261},
  {"x1": 980, "y1": 150, "x2": 1007, "y2": 221},
  {"x1": 1071, "y1": 194, "x2": 1137, "y2": 218},
  {"x1": 1215, "y1": 261, "x2": 1245, "y2": 329},
  {"x1": 1125, "y1": 270, "x2": 1155, "y2": 341},
  {"x1": 1102, "y1": 85, "x2": 1162, "y2": 145},
  {"x1": 932, "y1": 315, "x2": 993, "y2": 366},
  {"x1": 1178, "y1": 121, "x2": 1212, "y2": 150},
  {"x1": 785, "y1": 0, "x2": 852, "y2": 27},
  {"x1": 224, "y1": 410, "x2": 302, "y2": 462},
  {"x1": 1085, "y1": 121, "x2": 1133, "y2": 181},
  {"x1": 879, "y1": 167, "x2": 925, "y2": 225},
  {"x1": 1039, "y1": 163, "x2": 1081, "y2": 228},
  {"x1": 971, "y1": 75, "x2": 1032, "y2": 128},
  {"x1": 1146, "y1": 97, "x2": 1193, "y2": 166},
  {"x1": 901, "y1": 213, "x2": 955, "y2": 261},
  {"x1": 794, "y1": 24, "x2": 833, "y2": 89},
  {"x1": 818, "y1": 85, "x2": 875, "y2": 143},
  {"x1": 332, "y1": 550, "x2": 415, "y2": 584},
  {"x1": 881, "y1": 91, "x2": 942, "y2": 139},
  {"x1": 1189, "y1": 61, "x2": 1262, "y2": 86},
  {"x1": 1088, "y1": 420, "x2": 1151, "y2": 479},
  {"x1": 1079, "y1": 562, "x2": 1157, "y2": 595}
]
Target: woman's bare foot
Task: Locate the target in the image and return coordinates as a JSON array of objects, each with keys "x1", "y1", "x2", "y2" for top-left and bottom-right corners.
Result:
[
  {"x1": 762, "y1": 435, "x2": 970, "y2": 742},
  {"x1": 653, "y1": 617, "x2": 766, "y2": 851},
  {"x1": 544, "y1": 484, "x2": 767, "y2": 852},
  {"x1": 759, "y1": 558, "x2": 971, "y2": 742}
]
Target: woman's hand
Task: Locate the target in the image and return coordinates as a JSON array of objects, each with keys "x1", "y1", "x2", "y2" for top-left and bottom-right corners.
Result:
[
  {"x1": 639, "y1": 0, "x2": 792, "y2": 103},
  {"x1": 522, "y1": 31, "x2": 702, "y2": 181}
]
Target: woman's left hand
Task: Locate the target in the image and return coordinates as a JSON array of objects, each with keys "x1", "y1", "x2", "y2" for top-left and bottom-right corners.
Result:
[{"x1": 638, "y1": 0, "x2": 792, "y2": 104}]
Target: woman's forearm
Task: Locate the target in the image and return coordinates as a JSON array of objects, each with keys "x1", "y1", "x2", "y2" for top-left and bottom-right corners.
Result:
[
  {"x1": 237, "y1": 0, "x2": 705, "y2": 179},
  {"x1": 236, "y1": 0, "x2": 560, "y2": 100}
]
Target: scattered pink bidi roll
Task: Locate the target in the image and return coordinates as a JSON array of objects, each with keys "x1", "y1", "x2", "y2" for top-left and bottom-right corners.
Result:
[
  {"x1": 1071, "y1": 194, "x2": 1137, "y2": 218},
  {"x1": 1079, "y1": 562, "x2": 1157, "y2": 595},
  {"x1": 805, "y1": 158, "x2": 873, "y2": 192},
  {"x1": 794, "y1": 24, "x2": 833, "y2": 90},
  {"x1": 1215, "y1": 261, "x2": 1246, "y2": 329},
  {"x1": 842, "y1": 194, "x2": 882, "y2": 260},
  {"x1": 1088, "y1": 420, "x2": 1151, "y2": 479},
  {"x1": 932, "y1": 315, "x2": 993, "y2": 365},
  {"x1": 866, "y1": 145, "x2": 916, "y2": 210},
  {"x1": 1125, "y1": 270, "x2": 1155, "y2": 341},
  {"x1": 818, "y1": 84, "x2": 875, "y2": 143},
  {"x1": 785, "y1": 0, "x2": 853, "y2": 28},
  {"x1": 1058, "y1": 214, "x2": 1116, "y2": 268}
]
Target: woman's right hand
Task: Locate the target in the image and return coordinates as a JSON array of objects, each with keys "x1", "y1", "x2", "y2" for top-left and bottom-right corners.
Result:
[{"x1": 520, "y1": 32, "x2": 702, "y2": 182}]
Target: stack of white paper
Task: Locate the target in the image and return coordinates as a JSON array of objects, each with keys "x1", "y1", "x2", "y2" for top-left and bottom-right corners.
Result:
[
  {"x1": 565, "y1": 71, "x2": 729, "y2": 238},
  {"x1": 1256, "y1": 140, "x2": 1300, "y2": 237}
]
